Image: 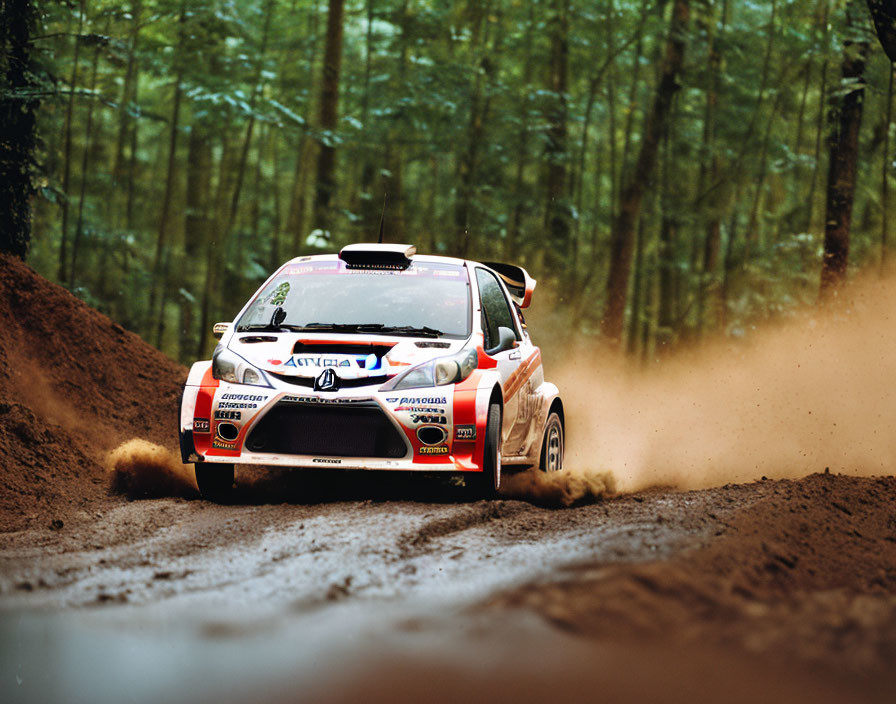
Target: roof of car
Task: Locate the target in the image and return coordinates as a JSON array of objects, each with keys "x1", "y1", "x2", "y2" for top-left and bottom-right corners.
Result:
[{"x1": 281, "y1": 251, "x2": 472, "y2": 268}]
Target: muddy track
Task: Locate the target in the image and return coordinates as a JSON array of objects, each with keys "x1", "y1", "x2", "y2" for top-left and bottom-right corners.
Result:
[
  {"x1": 0, "y1": 476, "x2": 760, "y2": 612},
  {"x1": 3, "y1": 475, "x2": 893, "y2": 704}
]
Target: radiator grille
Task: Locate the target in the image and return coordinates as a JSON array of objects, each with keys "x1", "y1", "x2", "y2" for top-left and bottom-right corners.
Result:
[{"x1": 245, "y1": 402, "x2": 407, "y2": 458}]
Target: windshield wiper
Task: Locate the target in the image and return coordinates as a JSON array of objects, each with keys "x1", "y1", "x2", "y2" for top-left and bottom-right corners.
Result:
[
  {"x1": 237, "y1": 323, "x2": 309, "y2": 333},
  {"x1": 289, "y1": 323, "x2": 443, "y2": 337},
  {"x1": 370, "y1": 324, "x2": 444, "y2": 337}
]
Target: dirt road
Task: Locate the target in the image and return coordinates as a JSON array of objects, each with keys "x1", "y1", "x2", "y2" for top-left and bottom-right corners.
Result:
[
  {"x1": 0, "y1": 475, "x2": 729, "y2": 612},
  {"x1": 3, "y1": 472, "x2": 896, "y2": 704}
]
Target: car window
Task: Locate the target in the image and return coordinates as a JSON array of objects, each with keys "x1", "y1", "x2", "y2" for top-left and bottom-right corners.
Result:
[
  {"x1": 237, "y1": 260, "x2": 472, "y2": 338},
  {"x1": 476, "y1": 268, "x2": 519, "y2": 351}
]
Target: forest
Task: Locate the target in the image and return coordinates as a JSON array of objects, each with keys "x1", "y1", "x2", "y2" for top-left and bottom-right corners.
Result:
[{"x1": 1, "y1": 0, "x2": 895, "y2": 363}]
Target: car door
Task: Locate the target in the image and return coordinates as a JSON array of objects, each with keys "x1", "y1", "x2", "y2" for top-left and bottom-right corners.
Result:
[{"x1": 475, "y1": 268, "x2": 523, "y2": 436}]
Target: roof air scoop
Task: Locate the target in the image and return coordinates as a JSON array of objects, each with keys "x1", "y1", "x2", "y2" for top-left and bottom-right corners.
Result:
[{"x1": 339, "y1": 243, "x2": 416, "y2": 270}]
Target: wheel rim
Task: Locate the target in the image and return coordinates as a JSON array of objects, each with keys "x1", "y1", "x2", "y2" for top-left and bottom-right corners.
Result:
[{"x1": 546, "y1": 421, "x2": 563, "y2": 472}]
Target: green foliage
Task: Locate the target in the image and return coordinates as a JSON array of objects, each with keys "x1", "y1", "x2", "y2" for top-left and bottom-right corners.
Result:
[{"x1": 19, "y1": 0, "x2": 896, "y2": 362}]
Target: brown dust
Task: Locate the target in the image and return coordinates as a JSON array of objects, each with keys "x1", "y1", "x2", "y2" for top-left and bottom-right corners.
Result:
[{"x1": 507, "y1": 275, "x2": 896, "y2": 505}]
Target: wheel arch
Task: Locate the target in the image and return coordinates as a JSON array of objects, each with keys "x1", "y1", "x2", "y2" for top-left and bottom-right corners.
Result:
[
  {"x1": 548, "y1": 397, "x2": 565, "y2": 428},
  {"x1": 488, "y1": 384, "x2": 503, "y2": 412}
]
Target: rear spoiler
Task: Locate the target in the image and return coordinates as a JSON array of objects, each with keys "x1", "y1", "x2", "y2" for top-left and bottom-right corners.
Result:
[{"x1": 482, "y1": 261, "x2": 536, "y2": 308}]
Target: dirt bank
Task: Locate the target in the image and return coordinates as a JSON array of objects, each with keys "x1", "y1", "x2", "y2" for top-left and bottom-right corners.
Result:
[
  {"x1": 490, "y1": 472, "x2": 896, "y2": 692},
  {"x1": 0, "y1": 254, "x2": 186, "y2": 531}
]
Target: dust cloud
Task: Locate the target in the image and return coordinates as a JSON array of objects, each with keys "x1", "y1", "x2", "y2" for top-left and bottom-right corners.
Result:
[
  {"x1": 543, "y1": 274, "x2": 896, "y2": 499},
  {"x1": 500, "y1": 467, "x2": 617, "y2": 506},
  {"x1": 107, "y1": 439, "x2": 198, "y2": 499}
]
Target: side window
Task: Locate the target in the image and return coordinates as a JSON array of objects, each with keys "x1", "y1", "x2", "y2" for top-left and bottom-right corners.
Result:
[{"x1": 476, "y1": 268, "x2": 519, "y2": 352}]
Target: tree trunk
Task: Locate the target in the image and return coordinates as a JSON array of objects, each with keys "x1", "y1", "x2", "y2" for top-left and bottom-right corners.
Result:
[
  {"x1": 506, "y1": 3, "x2": 536, "y2": 258},
  {"x1": 181, "y1": 124, "x2": 212, "y2": 360},
  {"x1": 883, "y1": 65, "x2": 893, "y2": 272},
  {"x1": 601, "y1": 0, "x2": 690, "y2": 344},
  {"x1": 697, "y1": 0, "x2": 727, "y2": 336},
  {"x1": 543, "y1": 0, "x2": 570, "y2": 268},
  {"x1": 148, "y1": 3, "x2": 187, "y2": 337},
  {"x1": 58, "y1": 0, "x2": 86, "y2": 282},
  {"x1": 820, "y1": 29, "x2": 869, "y2": 297},
  {"x1": 71, "y1": 24, "x2": 108, "y2": 286},
  {"x1": 867, "y1": 0, "x2": 896, "y2": 62},
  {"x1": 455, "y1": 0, "x2": 492, "y2": 257},
  {"x1": 125, "y1": 68, "x2": 141, "y2": 233},
  {"x1": 111, "y1": 0, "x2": 141, "y2": 221},
  {"x1": 311, "y1": 0, "x2": 345, "y2": 233},
  {"x1": 657, "y1": 116, "x2": 678, "y2": 350},
  {"x1": 197, "y1": 137, "x2": 234, "y2": 359},
  {"x1": 284, "y1": 8, "x2": 320, "y2": 250},
  {"x1": 0, "y1": 0, "x2": 40, "y2": 259},
  {"x1": 805, "y1": 0, "x2": 832, "y2": 235}
]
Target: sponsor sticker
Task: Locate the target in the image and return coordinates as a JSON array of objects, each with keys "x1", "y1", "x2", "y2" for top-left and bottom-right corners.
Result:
[
  {"x1": 221, "y1": 393, "x2": 268, "y2": 402},
  {"x1": 281, "y1": 395, "x2": 370, "y2": 405},
  {"x1": 395, "y1": 406, "x2": 443, "y2": 414},
  {"x1": 399, "y1": 396, "x2": 447, "y2": 405},
  {"x1": 312, "y1": 458, "x2": 342, "y2": 464},
  {"x1": 212, "y1": 439, "x2": 238, "y2": 451},
  {"x1": 218, "y1": 402, "x2": 257, "y2": 409},
  {"x1": 193, "y1": 418, "x2": 210, "y2": 433},
  {"x1": 454, "y1": 425, "x2": 476, "y2": 441},
  {"x1": 385, "y1": 397, "x2": 399, "y2": 404},
  {"x1": 214, "y1": 410, "x2": 241, "y2": 420},
  {"x1": 411, "y1": 414, "x2": 447, "y2": 425},
  {"x1": 419, "y1": 446, "x2": 450, "y2": 455},
  {"x1": 284, "y1": 356, "x2": 352, "y2": 368},
  {"x1": 270, "y1": 281, "x2": 290, "y2": 305}
]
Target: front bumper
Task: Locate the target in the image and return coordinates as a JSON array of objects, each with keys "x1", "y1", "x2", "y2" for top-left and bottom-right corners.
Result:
[{"x1": 179, "y1": 371, "x2": 485, "y2": 473}]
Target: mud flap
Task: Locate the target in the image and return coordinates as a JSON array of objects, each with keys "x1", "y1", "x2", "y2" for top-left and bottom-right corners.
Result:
[{"x1": 179, "y1": 429, "x2": 198, "y2": 464}]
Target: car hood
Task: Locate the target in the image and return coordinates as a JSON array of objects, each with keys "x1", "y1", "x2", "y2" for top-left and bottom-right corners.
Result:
[{"x1": 227, "y1": 334, "x2": 469, "y2": 381}]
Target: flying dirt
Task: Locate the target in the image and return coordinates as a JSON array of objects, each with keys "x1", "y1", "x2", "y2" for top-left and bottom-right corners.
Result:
[
  {"x1": 2, "y1": 254, "x2": 896, "y2": 703},
  {"x1": 506, "y1": 274, "x2": 896, "y2": 503}
]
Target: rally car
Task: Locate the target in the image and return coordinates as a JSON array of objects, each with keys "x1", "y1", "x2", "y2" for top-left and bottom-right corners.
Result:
[{"x1": 179, "y1": 243, "x2": 564, "y2": 501}]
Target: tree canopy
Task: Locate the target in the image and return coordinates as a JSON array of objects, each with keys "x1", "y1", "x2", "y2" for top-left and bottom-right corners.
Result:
[{"x1": 8, "y1": 0, "x2": 894, "y2": 361}]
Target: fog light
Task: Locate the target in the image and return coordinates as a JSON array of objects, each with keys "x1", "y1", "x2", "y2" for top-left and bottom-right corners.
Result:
[
  {"x1": 216, "y1": 422, "x2": 239, "y2": 441},
  {"x1": 417, "y1": 426, "x2": 447, "y2": 446}
]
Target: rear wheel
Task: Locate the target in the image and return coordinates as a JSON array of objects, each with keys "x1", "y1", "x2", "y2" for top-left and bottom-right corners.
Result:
[
  {"x1": 195, "y1": 463, "x2": 235, "y2": 503},
  {"x1": 539, "y1": 412, "x2": 564, "y2": 472},
  {"x1": 466, "y1": 403, "x2": 501, "y2": 498}
]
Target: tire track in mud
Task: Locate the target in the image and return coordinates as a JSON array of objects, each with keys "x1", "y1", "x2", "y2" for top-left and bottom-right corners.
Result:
[
  {"x1": 395, "y1": 500, "x2": 526, "y2": 558},
  {"x1": 0, "y1": 480, "x2": 772, "y2": 616}
]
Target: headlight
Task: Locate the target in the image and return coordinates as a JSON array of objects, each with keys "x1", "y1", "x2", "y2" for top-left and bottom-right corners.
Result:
[
  {"x1": 212, "y1": 346, "x2": 272, "y2": 387},
  {"x1": 381, "y1": 347, "x2": 478, "y2": 391}
]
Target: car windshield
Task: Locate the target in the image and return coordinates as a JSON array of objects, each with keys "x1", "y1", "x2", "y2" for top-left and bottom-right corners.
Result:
[{"x1": 236, "y1": 259, "x2": 471, "y2": 338}]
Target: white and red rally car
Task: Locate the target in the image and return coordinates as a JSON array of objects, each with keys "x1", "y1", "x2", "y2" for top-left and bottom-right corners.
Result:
[{"x1": 179, "y1": 243, "x2": 564, "y2": 501}]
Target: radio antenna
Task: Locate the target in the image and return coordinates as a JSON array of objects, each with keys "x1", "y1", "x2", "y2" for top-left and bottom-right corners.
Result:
[{"x1": 377, "y1": 191, "x2": 387, "y2": 244}]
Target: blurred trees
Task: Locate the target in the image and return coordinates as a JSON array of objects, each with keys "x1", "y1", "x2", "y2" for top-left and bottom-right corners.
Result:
[
  {"x1": 13, "y1": 0, "x2": 894, "y2": 361},
  {"x1": 0, "y1": 0, "x2": 41, "y2": 259}
]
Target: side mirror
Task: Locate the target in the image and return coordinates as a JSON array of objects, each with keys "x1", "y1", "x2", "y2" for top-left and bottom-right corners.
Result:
[
  {"x1": 212, "y1": 322, "x2": 231, "y2": 339},
  {"x1": 489, "y1": 326, "x2": 517, "y2": 355}
]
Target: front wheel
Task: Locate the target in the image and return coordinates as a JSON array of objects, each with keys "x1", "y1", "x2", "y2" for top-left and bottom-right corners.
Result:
[
  {"x1": 539, "y1": 412, "x2": 564, "y2": 472},
  {"x1": 466, "y1": 403, "x2": 502, "y2": 498},
  {"x1": 195, "y1": 463, "x2": 235, "y2": 503}
]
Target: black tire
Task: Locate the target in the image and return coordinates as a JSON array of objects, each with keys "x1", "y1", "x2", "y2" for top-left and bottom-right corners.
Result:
[
  {"x1": 539, "y1": 411, "x2": 564, "y2": 472},
  {"x1": 195, "y1": 463, "x2": 235, "y2": 503},
  {"x1": 467, "y1": 402, "x2": 501, "y2": 498}
]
